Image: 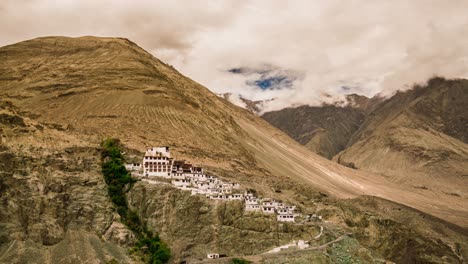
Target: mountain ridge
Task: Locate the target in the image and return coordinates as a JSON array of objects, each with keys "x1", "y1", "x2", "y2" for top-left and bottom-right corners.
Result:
[
  {"x1": 1, "y1": 36, "x2": 467, "y2": 263},
  {"x1": 262, "y1": 76, "x2": 468, "y2": 223}
]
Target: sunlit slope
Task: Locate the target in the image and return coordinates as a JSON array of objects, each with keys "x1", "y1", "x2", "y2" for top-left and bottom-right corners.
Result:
[
  {"x1": 236, "y1": 116, "x2": 468, "y2": 227},
  {"x1": 1, "y1": 36, "x2": 466, "y2": 227},
  {"x1": 0, "y1": 36, "x2": 255, "y2": 170},
  {"x1": 335, "y1": 79, "x2": 468, "y2": 194}
]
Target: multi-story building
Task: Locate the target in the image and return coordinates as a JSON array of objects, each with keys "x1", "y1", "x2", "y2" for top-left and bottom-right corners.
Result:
[{"x1": 143, "y1": 147, "x2": 173, "y2": 177}]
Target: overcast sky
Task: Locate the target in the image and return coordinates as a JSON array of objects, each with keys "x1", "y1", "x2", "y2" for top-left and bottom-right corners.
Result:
[{"x1": 1, "y1": 0, "x2": 467, "y2": 111}]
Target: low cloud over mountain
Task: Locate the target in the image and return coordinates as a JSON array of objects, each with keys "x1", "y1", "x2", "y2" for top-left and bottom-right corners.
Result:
[{"x1": 1, "y1": 0, "x2": 467, "y2": 111}]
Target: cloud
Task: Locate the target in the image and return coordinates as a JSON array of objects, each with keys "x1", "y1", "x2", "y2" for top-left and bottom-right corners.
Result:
[
  {"x1": 1, "y1": 0, "x2": 467, "y2": 112},
  {"x1": 228, "y1": 65, "x2": 302, "y2": 91}
]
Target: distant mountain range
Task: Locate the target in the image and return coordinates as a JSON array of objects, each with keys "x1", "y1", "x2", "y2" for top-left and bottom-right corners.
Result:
[
  {"x1": 262, "y1": 77, "x2": 468, "y2": 199},
  {"x1": 219, "y1": 92, "x2": 269, "y2": 114},
  {"x1": 0, "y1": 37, "x2": 466, "y2": 263}
]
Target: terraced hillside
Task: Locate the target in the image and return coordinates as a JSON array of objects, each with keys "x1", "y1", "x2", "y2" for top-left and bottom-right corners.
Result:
[{"x1": 0, "y1": 37, "x2": 467, "y2": 263}]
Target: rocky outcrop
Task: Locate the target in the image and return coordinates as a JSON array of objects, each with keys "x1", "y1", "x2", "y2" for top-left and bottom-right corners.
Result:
[
  {"x1": 0, "y1": 106, "x2": 138, "y2": 263},
  {"x1": 127, "y1": 183, "x2": 322, "y2": 262},
  {"x1": 335, "y1": 196, "x2": 468, "y2": 263},
  {"x1": 127, "y1": 181, "x2": 468, "y2": 263},
  {"x1": 0, "y1": 37, "x2": 466, "y2": 263}
]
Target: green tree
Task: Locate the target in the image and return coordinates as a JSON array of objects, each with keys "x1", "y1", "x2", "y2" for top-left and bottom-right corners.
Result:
[
  {"x1": 101, "y1": 138, "x2": 171, "y2": 264},
  {"x1": 231, "y1": 258, "x2": 252, "y2": 264}
]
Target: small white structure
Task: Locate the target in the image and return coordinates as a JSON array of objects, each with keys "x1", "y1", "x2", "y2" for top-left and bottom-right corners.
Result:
[
  {"x1": 245, "y1": 198, "x2": 259, "y2": 204},
  {"x1": 210, "y1": 194, "x2": 230, "y2": 200},
  {"x1": 297, "y1": 240, "x2": 309, "y2": 249},
  {"x1": 263, "y1": 200, "x2": 283, "y2": 209},
  {"x1": 262, "y1": 206, "x2": 275, "y2": 214},
  {"x1": 196, "y1": 182, "x2": 210, "y2": 190},
  {"x1": 244, "y1": 193, "x2": 300, "y2": 221},
  {"x1": 228, "y1": 193, "x2": 243, "y2": 200},
  {"x1": 276, "y1": 208, "x2": 291, "y2": 215},
  {"x1": 246, "y1": 204, "x2": 261, "y2": 211},
  {"x1": 125, "y1": 163, "x2": 141, "y2": 172},
  {"x1": 172, "y1": 179, "x2": 190, "y2": 188},
  {"x1": 277, "y1": 214, "x2": 295, "y2": 222},
  {"x1": 207, "y1": 253, "x2": 219, "y2": 259},
  {"x1": 263, "y1": 201, "x2": 276, "y2": 207}
]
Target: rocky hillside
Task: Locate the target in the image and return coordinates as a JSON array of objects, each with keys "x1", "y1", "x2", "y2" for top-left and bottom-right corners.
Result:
[
  {"x1": 262, "y1": 104, "x2": 366, "y2": 159},
  {"x1": 0, "y1": 37, "x2": 467, "y2": 263},
  {"x1": 261, "y1": 94, "x2": 383, "y2": 159},
  {"x1": 335, "y1": 78, "x2": 468, "y2": 197},
  {"x1": 262, "y1": 78, "x2": 468, "y2": 209},
  {"x1": 0, "y1": 102, "x2": 137, "y2": 263}
]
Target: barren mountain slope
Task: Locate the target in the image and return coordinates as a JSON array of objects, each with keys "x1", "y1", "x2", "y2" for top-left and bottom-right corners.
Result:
[
  {"x1": 335, "y1": 78, "x2": 468, "y2": 197},
  {"x1": 261, "y1": 94, "x2": 383, "y2": 159},
  {"x1": 0, "y1": 37, "x2": 467, "y2": 263},
  {"x1": 0, "y1": 102, "x2": 137, "y2": 263},
  {"x1": 262, "y1": 78, "x2": 468, "y2": 224},
  {"x1": 1, "y1": 36, "x2": 465, "y2": 221},
  {"x1": 262, "y1": 105, "x2": 366, "y2": 159}
]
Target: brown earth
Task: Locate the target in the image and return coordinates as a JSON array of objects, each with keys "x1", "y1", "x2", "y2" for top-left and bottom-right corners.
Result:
[
  {"x1": 262, "y1": 78, "x2": 468, "y2": 225},
  {"x1": 0, "y1": 36, "x2": 466, "y2": 263},
  {"x1": 335, "y1": 78, "x2": 468, "y2": 197}
]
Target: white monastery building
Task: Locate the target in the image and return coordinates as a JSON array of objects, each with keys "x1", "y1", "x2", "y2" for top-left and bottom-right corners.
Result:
[
  {"x1": 143, "y1": 147, "x2": 172, "y2": 177},
  {"x1": 127, "y1": 146, "x2": 303, "y2": 223}
]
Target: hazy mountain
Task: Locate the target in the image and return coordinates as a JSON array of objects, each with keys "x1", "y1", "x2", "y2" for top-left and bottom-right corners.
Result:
[
  {"x1": 261, "y1": 94, "x2": 385, "y2": 159},
  {"x1": 262, "y1": 77, "x2": 468, "y2": 215},
  {"x1": 262, "y1": 103, "x2": 366, "y2": 159},
  {"x1": 0, "y1": 37, "x2": 466, "y2": 263},
  {"x1": 335, "y1": 77, "x2": 468, "y2": 196}
]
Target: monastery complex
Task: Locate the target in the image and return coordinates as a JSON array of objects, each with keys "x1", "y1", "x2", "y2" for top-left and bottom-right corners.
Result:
[{"x1": 126, "y1": 147, "x2": 303, "y2": 223}]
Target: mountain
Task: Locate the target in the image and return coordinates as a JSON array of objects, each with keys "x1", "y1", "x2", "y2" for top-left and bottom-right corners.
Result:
[
  {"x1": 335, "y1": 77, "x2": 468, "y2": 196},
  {"x1": 261, "y1": 94, "x2": 384, "y2": 159},
  {"x1": 262, "y1": 103, "x2": 366, "y2": 159},
  {"x1": 262, "y1": 77, "x2": 468, "y2": 220},
  {"x1": 0, "y1": 37, "x2": 466, "y2": 263},
  {"x1": 219, "y1": 92, "x2": 267, "y2": 115}
]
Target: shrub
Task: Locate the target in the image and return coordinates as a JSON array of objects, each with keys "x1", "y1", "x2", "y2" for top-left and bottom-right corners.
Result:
[{"x1": 231, "y1": 258, "x2": 251, "y2": 264}]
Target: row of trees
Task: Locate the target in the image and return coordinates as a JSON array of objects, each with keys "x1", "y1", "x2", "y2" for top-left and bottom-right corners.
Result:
[{"x1": 101, "y1": 138, "x2": 170, "y2": 264}]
